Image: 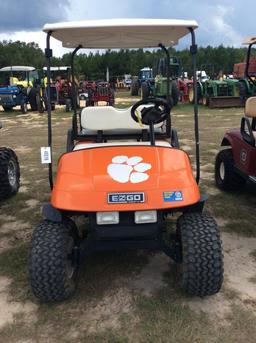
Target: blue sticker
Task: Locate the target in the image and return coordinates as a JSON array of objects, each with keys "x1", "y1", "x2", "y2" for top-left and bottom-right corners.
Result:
[{"x1": 163, "y1": 191, "x2": 183, "y2": 202}]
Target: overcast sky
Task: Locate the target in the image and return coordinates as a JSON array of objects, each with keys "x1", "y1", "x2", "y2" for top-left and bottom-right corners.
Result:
[{"x1": 0, "y1": 0, "x2": 255, "y2": 56}]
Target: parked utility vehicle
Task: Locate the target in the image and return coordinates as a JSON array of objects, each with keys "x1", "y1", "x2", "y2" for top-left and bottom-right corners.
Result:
[
  {"x1": 80, "y1": 80, "x2": 115, "y2": 106},
  {"x1": 0, "y1": 122, "x2": 20, "y2": 200},
  {"x1": 131, "y1": 67, "x2": 154, "y2": 96},
  {"x1": 0, "y1": 66, "x2": 40, "y2": 113},
  {"x1": 215, "y1": 37, "x2": 256, "y2": 190},
  {"x1": 141, "y1": 55, "x2": 180, "y2": 106},
  {"x1": 43, "y1": 66, "x2": 77, "y2": 111},
  {"x1": 236, "y1": 37, "x2": 256, "y2": 101},
  {"x1": 215, "y1": 96, "x2": 256, "y2": 190},
  {"x1": 29, "y1": 19, "x2": 223, "y2": 302}
]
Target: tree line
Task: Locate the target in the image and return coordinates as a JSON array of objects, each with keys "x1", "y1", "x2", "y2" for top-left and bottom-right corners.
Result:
[{"x1": 0, "y1": 40, "x2": 253, "y2": 80}]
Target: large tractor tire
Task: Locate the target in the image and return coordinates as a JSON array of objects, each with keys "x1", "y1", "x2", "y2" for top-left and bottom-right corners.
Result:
[
  {"x1": 215, "y1": 149, "x2": 246, "y2": 191},
  {"x1": 171, "y1": 81, "x2": 179, "y2": 106},
  {"x1": 177, "y1": 212, "x2": 223, "y2": 296},
  {"x1": 188, "y1": 84, "x2": 201, "y2": 104},
  {"x1": 202, "y1": 95, "x2": 209, "y2": 106},
  {"x1": 65, "y1": 99, "x2": 72, "y2": 112},
  {"x1": 109, "y1": 98, "x2": 115, "y2": 106},
  {"x1": 28, "y1": 87, "x2": 37, "y2": 111},
  {"x1": 86, "y1": 99, "x2": 94, "y2": 107},
  {"x1": 36, "y1": 95, "x2": 44, "y2": 113},
  {"x1": 108, "y1": 89, "x2": 115, "y2": 106},
  {"x1": 141, "y1": 82, "x2": 149, "y2": 99},
  {"x1": 0, "y1": 147, "x2": 20, "y2": 201},
  {"x1": 131, "y1": 81, "x2": 139, "y2": 96},
  {"x1": 29, "y1": 219, "x2": 79, "y2": 302},
  {"x1": 238, "y1": 81, "x2": 248, "y2": 101}
]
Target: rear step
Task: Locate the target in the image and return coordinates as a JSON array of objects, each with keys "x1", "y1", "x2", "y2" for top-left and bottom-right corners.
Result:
[{"x1": 209, "y1": 96, "x2": 245, "y2": 108}]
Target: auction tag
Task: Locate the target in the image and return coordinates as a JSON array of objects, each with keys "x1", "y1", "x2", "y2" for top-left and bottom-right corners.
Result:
[{"x1": 41, "y1": 147, "x2": 51, "y2": 164}]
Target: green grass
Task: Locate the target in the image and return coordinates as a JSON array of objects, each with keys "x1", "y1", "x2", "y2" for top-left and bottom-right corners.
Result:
[{"x1": 249, "y1": 249, "x2": 256, "y2": 261}]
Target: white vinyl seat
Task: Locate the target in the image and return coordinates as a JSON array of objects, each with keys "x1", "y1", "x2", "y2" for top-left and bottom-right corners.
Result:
[
  {"x1": 76, "y1": 105, "x2": 171, "y2": 150},
  {"x1": 80, "y1": 105, "x2": 163, "y2": 131},
  {"x1": 245, "y1": 96, "x2": 256, "y2": 118},
  {"x1": 244, "y1": 97, "x2": 256, "y2": 144},
  {"x1": 73, "y1": 140, "x2": 171, "y2": 151}
]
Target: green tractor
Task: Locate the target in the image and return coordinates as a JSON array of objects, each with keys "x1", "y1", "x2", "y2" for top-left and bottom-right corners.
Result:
[
  {"x1": 188, "y1": 69, "x2": 243, "y2": 108},
  {"x1": 198, "y1": 78, "x2": 242, "y2": 107},
  {"x1": 141, "y1": 46, "x2": 180, "y2": 106},
  {"x1": 190, "y1": 38, "x2": 256, "y2": 108}
]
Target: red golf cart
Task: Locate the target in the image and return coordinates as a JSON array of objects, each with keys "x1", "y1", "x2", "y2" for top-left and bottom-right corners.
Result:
[{"x1": 215, "y1": 96, "x2": 256, "y2": 190}]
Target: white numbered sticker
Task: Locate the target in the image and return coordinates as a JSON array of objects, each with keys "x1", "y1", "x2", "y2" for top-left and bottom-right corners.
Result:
[{"x1": 41, "y1": 147, "x2": 51, "y2": 164}]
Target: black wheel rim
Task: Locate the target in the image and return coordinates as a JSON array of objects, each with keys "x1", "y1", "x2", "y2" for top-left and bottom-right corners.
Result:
[{"x1": 66, "y1": 235, "x2": 76, "y2": 279}]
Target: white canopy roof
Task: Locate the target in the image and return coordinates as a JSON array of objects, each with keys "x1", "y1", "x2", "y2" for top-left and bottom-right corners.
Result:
[
  {"x1": 0, "y1": 66, "x2": 35, "y2": 72},
  {"x1": 243, "y1": 36, "x2": 256, "y2": 45},
  {"x1": 43, "y1": 66, "x2": 71, "y2": 71},
  {"x1": 43, "y1": 18, "x2": 198, "y2": 49}
]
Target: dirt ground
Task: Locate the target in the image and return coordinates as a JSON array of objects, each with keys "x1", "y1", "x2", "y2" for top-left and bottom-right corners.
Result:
[{"x1": 0, "y1": 92, "x2": 255, "y2": 342}]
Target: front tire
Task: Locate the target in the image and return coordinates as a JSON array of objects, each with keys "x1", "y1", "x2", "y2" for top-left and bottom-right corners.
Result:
[
  {"x1": 141, "y1": 82, "x2": 149, "y2": 99},
  {"x1": 36, "y1": 95, "x2": 44, "y2": 113},
  {"x1": 177, "y1": 212, "x2": 223, "y2": 296},
  {"x1": 0, "y1": 148, "x2": 20, "y2": 201},
  {"x1": 215, "y1": 149, "x2": 246, "y2": 191},
  {"x1": 238, "y1": 80, "x2": 248, "y2": 101},
  {"x1": 29, "y1": 220, "x2": 79, "y2": 302},
  {"x1": 28, "y1": 87, "x2": 37, "y2": 111},
  {"x1": 131, "y1": 81, "x2": 139, "y2": 96},
  {"x1": 65, "y1": 99, "x2": 71, "y2": 112},
  {"x1": 202, "y1": 95, "x2": 209, "y2": 106}
]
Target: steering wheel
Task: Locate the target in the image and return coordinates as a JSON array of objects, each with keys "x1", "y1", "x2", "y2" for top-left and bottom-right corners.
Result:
[{"x1": 131, "y1": 97, "x2": 171, "y2": 126}]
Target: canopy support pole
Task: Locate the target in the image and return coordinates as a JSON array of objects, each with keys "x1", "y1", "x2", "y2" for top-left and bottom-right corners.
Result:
[
  {"x1": 45, "y1": 31, "x2": 53, "y2": 190},
  {"x1": 158, "y1": 43, "x2": 171, "y2": 105},
  {"x1": 189, "y1": 27, "x2": 200, "y2": 184},
  {"x1": 71, "y1": 46, "x2": 81, "y2": 138},
  {"x1": 158, "y1": 43, "x2": 171, "y2": 135}
]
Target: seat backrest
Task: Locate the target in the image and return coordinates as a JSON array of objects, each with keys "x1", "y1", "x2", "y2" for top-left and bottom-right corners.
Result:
[
  {"x1": 245, "y1": 97, "x2": 256, "y2": 118},
  {"x1": 80, "y1": 105, "x2": 162, "y2": 130}
]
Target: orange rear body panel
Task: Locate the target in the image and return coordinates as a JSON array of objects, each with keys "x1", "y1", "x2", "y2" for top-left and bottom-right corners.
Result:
[{"x1": 51, "y1": 146, "x2": 200, "y2": 212}]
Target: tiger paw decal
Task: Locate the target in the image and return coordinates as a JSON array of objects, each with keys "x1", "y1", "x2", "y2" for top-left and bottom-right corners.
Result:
[{"x1": 107, "y1": 155, "x2": 152, "y2": 184}]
